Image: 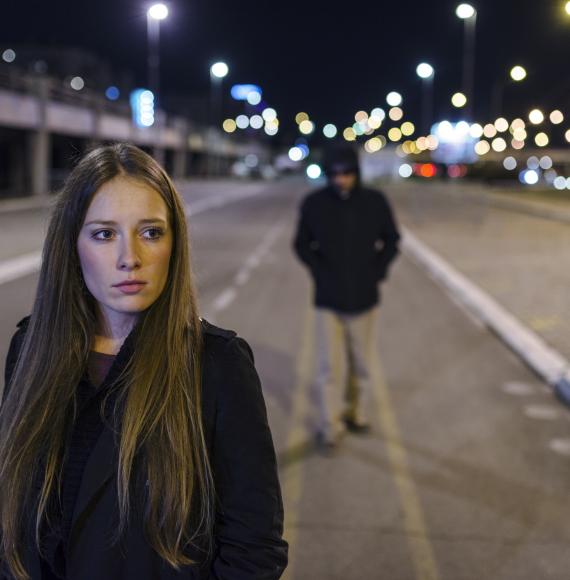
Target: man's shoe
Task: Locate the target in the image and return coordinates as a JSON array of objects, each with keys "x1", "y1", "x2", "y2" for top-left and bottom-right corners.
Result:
[{"x1": 342, "y1": 416, "x2": 371, "y2": 435}]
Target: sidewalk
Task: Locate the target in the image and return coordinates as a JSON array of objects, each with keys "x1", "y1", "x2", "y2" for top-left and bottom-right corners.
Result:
[{"x1": 382, "y1": 180, "x2": 570, "y2": 393}]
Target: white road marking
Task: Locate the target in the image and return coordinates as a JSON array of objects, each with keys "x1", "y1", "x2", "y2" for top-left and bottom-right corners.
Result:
[
  {"x1": 0, "y1": 251, "x2": 42, "y2": 286},
  {"x1": 207, "y1": 220, "x2": 286, "y2": 315},
  {"x1": 402, "y1": 228, "x2": 570, "y2": 390},
  {"x1": 211, "y1": 288, "x2": 237, "y2": 313},
  {"x1": 501, "y1": 381, "x2": 536, "y2": 396},
  {"x1": 523, "y1": 404, "x2": 560, "y2": 420},
  {"x1": 548, "y1": 438, "x2": 570, "y2": 456}
]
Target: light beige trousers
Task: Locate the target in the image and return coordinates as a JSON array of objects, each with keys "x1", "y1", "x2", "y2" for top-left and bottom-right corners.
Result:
[{"x1": 313, "y1": 307, "x2": 377, "y2": 438}]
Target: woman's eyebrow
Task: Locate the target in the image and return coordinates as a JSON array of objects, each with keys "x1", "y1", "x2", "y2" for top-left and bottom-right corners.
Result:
[{"x1": 84, "y1": 218, "x2": 167, "y2": 227}]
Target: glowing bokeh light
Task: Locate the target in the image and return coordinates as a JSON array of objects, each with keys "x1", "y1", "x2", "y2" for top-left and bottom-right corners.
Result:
[
  {"x1": 389, "y1": 107, "x2": 404, "y2": 121},
  {"x1": 223, "y1": 119, "x2": 237, "y2": 133},
  {"x1": 529, "y1": 109, "x2": 544, "y2": 124},
  {"x1": 386, "y1": 92, "x2": 403, "y2": 107},
  {"x1": 323, "y1": 124, "x2": 338, "y2": 138},
  {"x1": 451, "y1": 92, "x2": 467, "y2": 108}
]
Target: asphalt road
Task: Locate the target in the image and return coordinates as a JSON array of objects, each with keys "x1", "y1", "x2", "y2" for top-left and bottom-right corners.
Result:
[{"x1": 1, "y1": 177, "x2": 570, "y2": 580}]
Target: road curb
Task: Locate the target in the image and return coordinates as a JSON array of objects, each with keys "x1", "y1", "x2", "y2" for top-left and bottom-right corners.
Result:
[{"x1": 402, "y1": 227, "x2": 570, "y2": 403}]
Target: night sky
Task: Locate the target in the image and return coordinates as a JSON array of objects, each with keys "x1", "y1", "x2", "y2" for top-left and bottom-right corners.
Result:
[{"x1": 3, "y1": 0, "x2": 570, "y2": 143}]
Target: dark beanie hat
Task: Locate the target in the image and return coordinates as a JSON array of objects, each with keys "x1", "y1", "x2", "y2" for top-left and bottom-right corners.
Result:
[{"x1": 323, "y1": 144, "x2": 360, "y2": 176}]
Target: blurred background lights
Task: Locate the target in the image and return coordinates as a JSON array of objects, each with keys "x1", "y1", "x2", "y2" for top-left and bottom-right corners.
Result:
[
  {"x1": 494, "y1": 118, "x2": 509, "y2": 132},
  {"x1": 343, "y1": 127, "x2": 356, "y2": 141},
  {"x1": 264, "y1": 124, "x2": 278, "y2": 136},
  {"x1": 456, "y1": 3, "x2": 476, "y2": 18},
  {"x1": 368, "y1": 116, "x2": 382, "y2": 129},
  {"x1": 323, "y1": 124, "x2": 337, "y2": 138},
  {"x1": 70, "y1": 76, "x2": 85, "y2": 91},
  {"x1": 475, "y1": 141, "x2": 490, "y2": 155},
  {"x1": 249, "y1": 115, "x2": 263, "y2": 129},
  {"x1": 554, "y1": 176, "x2": 567, "y2": 190},
  {"x1": 288, "y1": 147, "x2": 303, "y2": 162},
  {"x1": 483, "y1": 124, "x2": 497, "y2": 138},
  {"x1": 262, "y1": 108, "x2": 277, "y2": 122},
  {"x1": 210, "y1": 62, "x2": 229, "y2": 79},
  {"x1": 388, "y1": 128, "x2": 402, "y2": 142},
  {"x1": 389, "y1": 107, "x2": 404, "y2": 121},
  {"x1": 503, "y1": 157, "x2": 517, "y2": 170},
  {"x1": 451, "y1": 92, "x2": 467, "y2": 108},
  {"x1": 529, "y1": 109, "x2": 544, "y2": 124},
  {"x1": 236, "y1": 114, "x2": 249, "y2": 129},
  {"x1": 550, "y1": 110, "x2": 564, "y2": 124},
  {"x1": 244, "y1": 154, "x2": 259, "y2": 168},
  {"x1": 299, "y1": 120, "x2": 315, "y2": 135},
  {"x1": 295, "y1": 112, "x2": 309, "y2": 124},
  {"x1": 469, "y1": 124, "x2": 483, "y2": 138},
  {"x1": 223, "y1": 119, "x2": 237, "y2": 133},
  {"x1": 511, "y1": 139, "x2": 525, "y2": 150},
  {"x1": 416, "y1": 63, "x2": 434, "y2": 79},
  {"x1": 386, "y1": 92, "x2": 403, "y2": 107},
  {"x1": 246, "y1": 91, "x2": 262, "y2": 105},
  {"x1": 566, "y1": 1, "x2": 570, "y2": 15},
  {"x1": 521, "y1": 169, "x2": 539, "y2": 185},
  {"x1": 231, "y1": 84, "x2": 262, "y2": 101},
  {"x1": 401, "y1": 122, "x2": 415, "y2": 136},
  {"x1": 355, "y1": 110, "x2": 368, "y2": 123},
  {"x1": 526, "y1": 156, "x2": 540, "y2": 170},
  {"x1": 510, "y1": 66, "x2": 527, "y2": 82},
  {"x1": 370, "y1": 107, "x2": 386, "y2": 121},
  {"x1": 2, "y1": 49, "x2": 16, "y2": 63},
  {"x1": 510, "y1": 118, "x2": 525, "y2": 131},
  {"x1": 539, "y1": 156, "x2": 553, "y2": 170},
  {"x1": 565, "y1": 129, "x2": 570, "y2": 143},
  {"x1": 535, "y1": 132, "x2": 549, "y2": 147},
  {"x1": 364, "y1": 137, "x2": 383, "y2": 153},
  {"x1": 105, "y1": 86, "x2": 120, "y2": 100},
  {"x1": 399, "y1": 163, "x2": 413, "y2": 178},
  {"x1": 306, "y1": 164, "x2": 322, "y2": 179},
  {"x1": 130, "y1": 89, "x2": 155, "y2": 127},
  {"x1": 148, "y1": 3, "x2": 169, "y2": 20},
  {"x1": 492, "y1": 137, "x2": 507, "y2": 152}
]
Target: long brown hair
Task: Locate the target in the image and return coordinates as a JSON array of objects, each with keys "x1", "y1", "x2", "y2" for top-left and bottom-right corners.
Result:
[{"x1": 0, "y1": 143, "x2": 214, "y2": 579}]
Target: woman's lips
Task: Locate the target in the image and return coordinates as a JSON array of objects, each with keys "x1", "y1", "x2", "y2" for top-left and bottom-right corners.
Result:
[{"x1": 115, "y1": 283, "x2": 147, "y2": 294}]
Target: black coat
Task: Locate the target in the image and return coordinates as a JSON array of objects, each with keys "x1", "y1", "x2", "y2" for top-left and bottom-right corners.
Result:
[
  {"x1": 2, "y1": 317, "x2": 288, "y2": 580},
  {"x1": 293, "y1": 184, "x2": 400, "y2": 314}
]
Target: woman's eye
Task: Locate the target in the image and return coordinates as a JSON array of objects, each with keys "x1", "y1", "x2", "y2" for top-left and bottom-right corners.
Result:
[
  {"x1": 143, "y1": 228, "x2": 164, "y2": 240},
  {"x1": 92, "y1": 229, "x2": 114, "y2": 240}
]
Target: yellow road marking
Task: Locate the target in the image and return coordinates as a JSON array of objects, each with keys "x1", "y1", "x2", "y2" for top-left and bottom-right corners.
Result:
[
  {"x1": 280, "y1": 301, "x2": 314, "y2": 580},
  {"x1": 371, "y1": 353, "x2": 441, "y2": 580}
]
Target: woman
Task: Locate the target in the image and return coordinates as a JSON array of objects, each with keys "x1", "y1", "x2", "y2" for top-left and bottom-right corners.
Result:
[{"x1": 0, "y1": 144, "x2": 288, "y2": 580}]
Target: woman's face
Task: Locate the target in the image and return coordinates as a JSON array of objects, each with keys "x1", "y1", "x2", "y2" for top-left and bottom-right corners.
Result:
[{"x1": 77, "y1": 175, "x2": 173, "y2": 329}]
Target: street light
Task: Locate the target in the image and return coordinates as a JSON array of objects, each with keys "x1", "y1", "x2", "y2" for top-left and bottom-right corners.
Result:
[
  {"x1": 455, "y1": 3, "x2": 477, "y2": 119},
  {"x1": 510, "y1": 65, "x2": 527, "y2": 82},
  {"x1": 209, "y1": 61, "x2": 229, "y2": 176},
  {"x1": 565, "y1": 1, "x2": 570, "y2": 15},
  {"x1": 491, "y1": 65, "x2": 527, "y2": 118},
  {"x1": 147, "y1": 3, "x2": 169, "y2": 107},
  {"x1": 416, "y1": 63, "x2": 434, "y2": 134}
]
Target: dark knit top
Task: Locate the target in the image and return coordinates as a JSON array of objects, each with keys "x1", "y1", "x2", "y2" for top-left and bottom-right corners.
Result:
[{"x1": 40, "y1": 350, "x2": 117, "y2": 579}]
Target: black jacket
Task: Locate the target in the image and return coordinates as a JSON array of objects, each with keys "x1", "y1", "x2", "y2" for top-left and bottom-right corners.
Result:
[
  {"x1": 293, "y1": 184, "x2": 400, "y2": 313},
  {"x1": 1, "y1": 316, "x2": 288, "y2": 580}
]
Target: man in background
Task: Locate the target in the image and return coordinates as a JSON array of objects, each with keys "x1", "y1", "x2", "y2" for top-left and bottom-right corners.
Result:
[{"x1": 293, "y1": 144, "x2": 400, "y2": 451}]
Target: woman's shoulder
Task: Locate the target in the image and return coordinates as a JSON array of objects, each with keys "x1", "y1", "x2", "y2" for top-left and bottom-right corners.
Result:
[{"x1": 200, "y1": 318, "x2": 254, "y2": 365}]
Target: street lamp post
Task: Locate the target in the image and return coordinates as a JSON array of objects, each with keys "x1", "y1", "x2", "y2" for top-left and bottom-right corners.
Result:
[
  {"x1": 416, "y1": 62, "x2": 435, "y2": 135},
  {"x1": 147, "y1": 3, "x2": 168, "y2": 107},
  {"x1": 209, "y1": 62, "x2": 229, "y2": 176},
  {"x1": 491, "y1": 65, "x2": 527, "y2": 119},
  {"x1": 456, "y1": 3, "x2": 477, "y2": 119}
]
